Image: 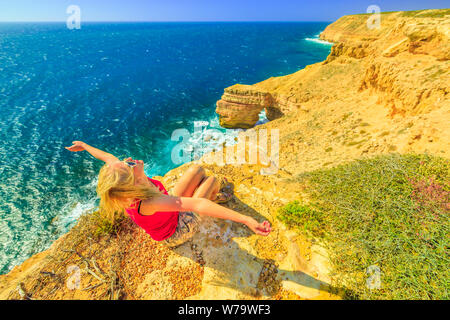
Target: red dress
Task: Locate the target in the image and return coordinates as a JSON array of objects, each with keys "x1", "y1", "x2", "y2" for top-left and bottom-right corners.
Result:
[{"x1": 125, "y1": 177, "x2": 179, "y2": 241}]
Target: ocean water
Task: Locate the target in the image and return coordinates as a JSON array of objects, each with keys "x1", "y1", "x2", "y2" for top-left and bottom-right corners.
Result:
[{"x1": 0, "y1": 22, "x2": 332, "y2": 274}]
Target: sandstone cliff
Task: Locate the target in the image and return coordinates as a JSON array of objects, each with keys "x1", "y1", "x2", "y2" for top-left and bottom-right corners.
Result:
[
  {"x1": 1, "y1": 9, "x2": 448, "y2": 300},
  {"x1": 215, "y1": 84, "x2": 274, "y2": 128},
  {"x1": 217, "y1": 9, "x2": 449, "y2": 131}
]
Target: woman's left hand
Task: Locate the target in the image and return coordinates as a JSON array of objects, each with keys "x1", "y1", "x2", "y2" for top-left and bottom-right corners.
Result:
[{"x1": 245, "y1": 218, "x2": 271, "y2": 236}]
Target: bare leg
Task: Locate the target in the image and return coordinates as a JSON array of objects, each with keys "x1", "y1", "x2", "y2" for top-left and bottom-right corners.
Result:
[
  {"x1": 171, "y1": 165, "x2": 207, "y2": 197},
  {"x1": 192, "y1": 176, "x2": 220, "y2": 201}
]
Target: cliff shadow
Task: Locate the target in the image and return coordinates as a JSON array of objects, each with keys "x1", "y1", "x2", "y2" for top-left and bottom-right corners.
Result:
[{"x1": 170, "y1": 195, "x2": 349, "y2": 299}]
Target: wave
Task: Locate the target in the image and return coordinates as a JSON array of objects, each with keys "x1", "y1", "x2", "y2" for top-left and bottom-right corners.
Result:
[
  {"x1": 181, "y1": 109, "x2": 269, "y2": 159},
  {"x1": 55, "y1": 179, "x2": 99, "y2": 231},
  {"x1": 0, "y1": 22, "x2": 332, "y2": 274},
  {"x1": 305, "y1": 34, "x2": 333, "y2": 46}
]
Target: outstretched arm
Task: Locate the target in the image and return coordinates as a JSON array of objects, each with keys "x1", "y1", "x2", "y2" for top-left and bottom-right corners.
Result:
[
  {"x1": 140, "y1": 194, "x2": 271, "y2": 236},
  {"x1": 65, "y1": 141, "x2": 119, "y2": 164}
]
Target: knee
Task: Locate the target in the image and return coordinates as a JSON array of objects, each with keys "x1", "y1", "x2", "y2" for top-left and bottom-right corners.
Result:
[
  {"x1": 187, "y1": 164, "x2": 205, "y2": 176},
  {"x1": 203, "y1": 176, "x2": 218, "y2": 188}
]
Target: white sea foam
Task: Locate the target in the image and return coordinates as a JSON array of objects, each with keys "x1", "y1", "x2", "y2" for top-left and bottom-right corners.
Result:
[
  {"x1": 183, "y1": 116, "x2": 239, "y2": 157},
  {"x1": 57, "y1": 200, "x2": 97, "y2": 229},
  {"x1": 305, "y1": 37, "x2": 333, "y2": 46},
  {"x1": 255, "y1": 109, "x2": 269, "y2": 126},
  {"x1": 182, "y1": 109, "x2": 269, "y2": 160},
  {"x1": 55, "y1": 178, "x2": 99, "y2": 230},
  {"x1": 305, "y1": 32, "x2": 333, "y2": 45}
]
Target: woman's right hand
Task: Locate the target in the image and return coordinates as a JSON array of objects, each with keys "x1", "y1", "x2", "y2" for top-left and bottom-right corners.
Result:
[{"x1": 65, "y1": 141, "x2": 86, "y2": 152}]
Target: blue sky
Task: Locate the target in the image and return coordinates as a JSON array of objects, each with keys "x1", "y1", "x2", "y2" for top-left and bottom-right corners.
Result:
[{"x1": 0, "y1": 0, "x2": 448, "y2": 22}]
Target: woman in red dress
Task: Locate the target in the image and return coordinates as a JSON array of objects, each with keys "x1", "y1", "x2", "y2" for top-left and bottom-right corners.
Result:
[{"x1": 66, "y1": 141, "x2": 271, "y2": 247}]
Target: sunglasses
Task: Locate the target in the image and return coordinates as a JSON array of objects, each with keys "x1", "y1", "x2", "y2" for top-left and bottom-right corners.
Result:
[{"x1": 123, "y1": 160, "x2": 137, "y2": 168}]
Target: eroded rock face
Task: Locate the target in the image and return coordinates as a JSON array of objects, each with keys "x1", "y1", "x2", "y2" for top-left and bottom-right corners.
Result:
[
  {"x1": 215, "y1": 84, "x2": 273, "y2": 129},
  {"x1": 158, "y1": 164, "x2": 338, "y2": 300},
  {"x1": 326, "y1": 43, "x2": 369, "y2": 62},
  {"x1": 1, "y1": 9, "x2": 448, "y2": 301}
]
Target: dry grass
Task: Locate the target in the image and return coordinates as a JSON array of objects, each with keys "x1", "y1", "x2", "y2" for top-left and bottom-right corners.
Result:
[{"x1": 278, "y1": 154, "x2": 449, "y2": 299}]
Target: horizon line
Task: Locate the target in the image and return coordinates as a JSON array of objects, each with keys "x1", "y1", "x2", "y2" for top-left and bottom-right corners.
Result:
[{"x1": 0, "y1": 20, "x2": 333, "y2": 23}]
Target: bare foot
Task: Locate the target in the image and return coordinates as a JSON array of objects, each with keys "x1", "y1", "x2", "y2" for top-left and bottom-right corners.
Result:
[{"x1": 212, "y1": 191, "x2": 233, "y2": 204}]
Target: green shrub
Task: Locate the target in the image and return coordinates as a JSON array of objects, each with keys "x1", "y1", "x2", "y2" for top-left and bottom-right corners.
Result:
[
  {"x1": 400, "y1": 9, "x2": 450, "y2": 18},
  {"x1": 92, "y1": 211, "x2": 125, "y2": 237},
  {"x1": 278, "y1": 154, "x2": 449, "y2": 300},
  {"x1": 278, "y1": 201, "x2": 324, "y2": 236}
]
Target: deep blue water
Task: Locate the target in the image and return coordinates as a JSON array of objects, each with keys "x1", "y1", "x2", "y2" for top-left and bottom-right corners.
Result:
[{"x1": 0, "y1": 22, "x2": 331, "y2": 274}]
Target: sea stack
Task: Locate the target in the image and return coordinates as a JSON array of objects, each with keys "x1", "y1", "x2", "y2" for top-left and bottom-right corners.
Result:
[{"x1": 215, "y1": 84, "x2": 273, "y2": 129}]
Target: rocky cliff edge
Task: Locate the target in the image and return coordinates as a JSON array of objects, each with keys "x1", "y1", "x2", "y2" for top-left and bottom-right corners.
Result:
[{"x1": 0, "y1": 9, "x2": 448, "y2": 300}]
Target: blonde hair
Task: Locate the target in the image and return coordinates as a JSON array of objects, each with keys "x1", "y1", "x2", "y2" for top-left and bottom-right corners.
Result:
[{"x1": 96, "y1": 162, "x2": 162, "y2": 223}]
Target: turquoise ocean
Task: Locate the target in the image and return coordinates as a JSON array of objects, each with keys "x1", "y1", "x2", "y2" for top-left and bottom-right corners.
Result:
[{"x1": 0, "y1": 22, "x2": 332, "y2": 273}]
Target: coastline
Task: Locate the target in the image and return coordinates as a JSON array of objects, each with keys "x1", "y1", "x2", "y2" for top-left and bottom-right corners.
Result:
[
  {"x1": 0, "y1": 21, "x2": 332, "y2": 276},
  {"x1": 1, "y1": 9, "x2": 448, "y2": 300}
]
